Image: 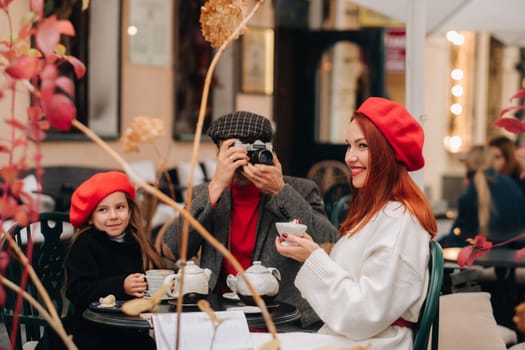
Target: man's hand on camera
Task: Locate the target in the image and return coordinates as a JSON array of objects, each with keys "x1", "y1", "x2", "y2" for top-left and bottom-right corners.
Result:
[
  {"x1": 242, "y1": 154, "x2": 285, "y2": 196},
  {"x1": 209, "y1": 139, "x2": 249, "y2": 203}
]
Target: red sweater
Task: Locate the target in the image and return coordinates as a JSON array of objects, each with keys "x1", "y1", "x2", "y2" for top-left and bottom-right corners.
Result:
[{"x1": 223, "y1": 182, "x2": 261, "y2": 277}]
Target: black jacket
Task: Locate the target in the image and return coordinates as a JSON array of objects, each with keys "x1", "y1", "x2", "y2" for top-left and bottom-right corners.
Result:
[{"x1": 59, "y1": 229, "x2": 155, "y2": 350}]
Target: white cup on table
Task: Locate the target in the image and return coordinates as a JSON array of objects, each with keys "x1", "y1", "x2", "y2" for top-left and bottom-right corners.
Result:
[{"x1": 144, "y1": 269, "x2": 175, "y2": 297}]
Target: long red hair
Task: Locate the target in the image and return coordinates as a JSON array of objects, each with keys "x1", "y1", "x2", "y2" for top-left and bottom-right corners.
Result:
[{"x1": 340, "y1": 113, "x2": 436, "y2": 237}]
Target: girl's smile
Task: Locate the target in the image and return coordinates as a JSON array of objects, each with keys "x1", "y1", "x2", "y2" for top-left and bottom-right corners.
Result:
[{"x1": 90, "y1": 191, "x2": 131, "y2": 237}]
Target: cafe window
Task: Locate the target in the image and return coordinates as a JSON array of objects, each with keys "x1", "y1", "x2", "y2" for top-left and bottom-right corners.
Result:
[
  {"x1": 45, "y1": 0, "x2": 121, "y2": 140},
  {"x1": 315, "y1": 40, "x2": 369, "y2": 144},
  {"x1": 172, "y1": 0, "x2": 235, "y2": 141},
  {"x1": 172, "y1": 0, "x2": 214, "y2": 141}
]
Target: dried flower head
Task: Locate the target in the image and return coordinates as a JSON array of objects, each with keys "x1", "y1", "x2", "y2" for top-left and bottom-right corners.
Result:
[
  {"x1": 121, "y1": 116, "x2": 164, "y2": 153},
  {"x1": 515, "y1": 302, "x2": 525, "y2": 332},
  {"x1": 197, "y1": 299, "x2": 224, "y2": 325},
  {"x1": 200, "y1": 0, "x2": 247, "y2": 48}
]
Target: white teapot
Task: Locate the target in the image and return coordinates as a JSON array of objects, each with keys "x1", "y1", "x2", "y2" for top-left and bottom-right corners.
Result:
[
  {"x1": 226, "y1": 261, "x2": 281, "y2": 302},
  {"x1": 163, "y1": 261, "x2": 211, "y2": 299}
]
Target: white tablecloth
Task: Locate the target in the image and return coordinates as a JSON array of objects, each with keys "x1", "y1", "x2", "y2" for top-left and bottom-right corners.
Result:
[{"x1": 250, "y1": 332, "x2": 363, "y2": 349}]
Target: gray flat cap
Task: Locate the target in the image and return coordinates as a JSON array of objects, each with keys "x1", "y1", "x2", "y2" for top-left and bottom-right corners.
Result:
[{"x1": 207, "y1": 111, "x2": 273, "y2": 144}]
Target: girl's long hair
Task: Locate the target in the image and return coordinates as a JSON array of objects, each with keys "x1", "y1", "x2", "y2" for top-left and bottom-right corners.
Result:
[
  {"x1": 340, "y1": 113, "x2": 436, "y2": 237},
  {"x1": 69, "y1": 195, "x2": 165, "y2": 271}
]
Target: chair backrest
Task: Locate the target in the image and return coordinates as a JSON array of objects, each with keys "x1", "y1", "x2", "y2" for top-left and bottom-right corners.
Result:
[
  {"x1": 159, "y1": 162, "x2": 207, "y2": 203},
  {"x1": 330, "y1": 193, "x2": 351, "y2": 227},
  {"x1": 1, "y1": 211, "x2": 73, "y2": 350},
  {"x1": 306, "y1": 160, "x2": 350, "y2": 197},
  {"x1": 24, "y1": 166, "x2": 110, "y2": 211},
  {"x1": 413, "y1": 240, "x2": 444, "y2": 350}
]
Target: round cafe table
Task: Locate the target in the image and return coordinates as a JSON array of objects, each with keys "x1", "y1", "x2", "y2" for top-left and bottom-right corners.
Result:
[
  {"x1": 83, "y1": 294, "x2": 301, "y2": 331},
  {"x1": 443, "y1": 247, "x2": 525, "y2": 268}
]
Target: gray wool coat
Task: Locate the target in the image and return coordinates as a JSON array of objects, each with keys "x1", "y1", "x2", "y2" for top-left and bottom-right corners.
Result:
[{"x1": 164, "y1": 176, "x2": 339, "y2": 327}]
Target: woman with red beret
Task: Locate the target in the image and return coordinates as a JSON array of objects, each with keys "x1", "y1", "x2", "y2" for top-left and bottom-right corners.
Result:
[
  {"x1": 274, "y1": 97, "x2": 437, "y2": 349},
  {"x1": 55, "y1": 171, "x2": 163, "y2": 350}
]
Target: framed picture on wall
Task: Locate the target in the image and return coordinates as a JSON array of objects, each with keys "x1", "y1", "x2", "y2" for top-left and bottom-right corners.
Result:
[{"x1": 241, "y1": 28, "x2": 274, "y2": 95}]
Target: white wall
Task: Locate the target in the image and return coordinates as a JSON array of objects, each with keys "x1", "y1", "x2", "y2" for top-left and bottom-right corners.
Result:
[
  {"x1": 0, "y1": 0, "x2": 232, "y2": 172},
  {"x1": 423, "y1": 34, "x2": 456, "y2": 204},
  {"x1": 422, "y1": 34, "x2": 523, "y2": 207}
]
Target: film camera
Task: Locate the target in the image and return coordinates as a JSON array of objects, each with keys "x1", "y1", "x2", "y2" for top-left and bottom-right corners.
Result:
[{"x1": 234, "y1": 140, "x2": 274, "y2": 165}]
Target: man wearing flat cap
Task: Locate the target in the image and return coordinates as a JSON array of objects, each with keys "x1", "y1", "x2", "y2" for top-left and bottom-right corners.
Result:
[{"x1": 164, "y1": 111, "x2": 338, "y2": 328}]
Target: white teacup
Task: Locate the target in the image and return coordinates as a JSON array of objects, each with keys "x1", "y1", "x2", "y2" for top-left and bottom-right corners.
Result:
[
  {"x1": 144, "y1": 269, "x2": 175, "y2": 297},
  {"x1": 275, "y1": 222, "x2": 307, "y2": 246}
]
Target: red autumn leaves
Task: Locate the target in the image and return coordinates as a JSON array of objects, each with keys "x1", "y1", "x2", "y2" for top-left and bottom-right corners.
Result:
[
  {"x1": 495, "y1": 88, "x2": 525, "y2": 134},
  {"x1": 2, "y1": 1, "x2": 86, "y2": 132}
]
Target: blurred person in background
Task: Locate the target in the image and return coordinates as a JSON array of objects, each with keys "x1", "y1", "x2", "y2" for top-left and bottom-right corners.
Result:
[
  {"x1": 488, "y1": 135, "x2": 525, "y2": 194},
  {"x1": 439, "y1": 145, "x2": 525, "y2": 248}
]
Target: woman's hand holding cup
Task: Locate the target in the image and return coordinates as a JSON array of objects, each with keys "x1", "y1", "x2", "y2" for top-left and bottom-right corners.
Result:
[
  {"x1": 275, "y1": 221, "x2": 307, "y2": 246},
  {"x1": 275, "y1": 232, "x2": 320, "y2": 263}
]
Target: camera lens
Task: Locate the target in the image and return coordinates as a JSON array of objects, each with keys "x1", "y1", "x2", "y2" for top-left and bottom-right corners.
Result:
[{"x1": 250, "y1": 150, "x2": 273, "y2": 165}]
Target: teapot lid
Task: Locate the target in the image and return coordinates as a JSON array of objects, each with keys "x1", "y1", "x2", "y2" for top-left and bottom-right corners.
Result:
[
  {"x1": 246, "y1": 261, "x2": 269, "y2": 274},
  {"x1": 181, "y1": 261, "x2": 202, "y2": 274}
]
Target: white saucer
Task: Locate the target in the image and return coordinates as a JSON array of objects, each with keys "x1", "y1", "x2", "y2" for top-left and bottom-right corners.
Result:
[
  {"x1": 226, "y1": 305, "x2": 261, "y2": 314},
  {"x1": 144, "y1": 294, "x2": 176, "y2": 301},
  {"x1": 222, "y1": 292, "x2": 240, "y2": 301}
]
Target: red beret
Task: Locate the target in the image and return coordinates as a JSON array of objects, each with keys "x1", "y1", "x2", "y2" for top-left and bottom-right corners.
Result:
[
  {"x1": 69, "y1": 171, "x2": 136, "y2": 228},
  {"x1": 356, "y1": 97, "x2": 425, "y2": 171}
]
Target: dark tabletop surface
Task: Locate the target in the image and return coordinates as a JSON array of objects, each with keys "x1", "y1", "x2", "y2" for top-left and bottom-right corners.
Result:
[
  {"x1": 83, "y1": 293, "x2": 300, "y2": 330},
  {"x1": 469, "y1": 248, "x2": 525, "y2": 268}
]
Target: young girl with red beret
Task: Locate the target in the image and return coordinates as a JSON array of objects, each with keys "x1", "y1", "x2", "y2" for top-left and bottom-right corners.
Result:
[
  {"x1": 59, "y1": 171, "x2": 163, "y2": 350},
  {"x1": 275, "y1": 97, "x2": 437, "y2": 349}
]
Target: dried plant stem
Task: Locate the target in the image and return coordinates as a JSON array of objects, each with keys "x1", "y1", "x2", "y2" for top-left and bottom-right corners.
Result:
[
  {"x1": 177, "y1": 0, "x2": 277, "y2": 346},
  {"x1": 209, "y1": 323, "x2": 220, "y2": 350},
  {"x1": 182, "y1": 1, "x2": 264, "y2": 221},
  {"x1": 73, "y1": 105, "x2": 278, "y2": 338},
  {"x1": 0, "y1": 276, "x2": 77, "y2": 350}
]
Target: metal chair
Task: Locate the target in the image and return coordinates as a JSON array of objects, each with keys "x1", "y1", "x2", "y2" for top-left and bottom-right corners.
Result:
[
  {"x1": 1, "y1": 211, "x2": 73, "y2": 350},
  {"x1": 306, "y1": 160, "x2": 350, "y2": 198},
  {"x1": 413, "y1": 240, "x2": 444, "y2": 350}
]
